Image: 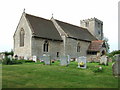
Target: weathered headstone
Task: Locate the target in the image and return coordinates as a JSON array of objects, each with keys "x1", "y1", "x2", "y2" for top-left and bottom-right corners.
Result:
[
  {"x1": 24, "y1": 56, "x2": 28, "y2": 60},
  {"x1": 33, "y1": 56, "x2": 37, "y2": 62},
  {"x1": 42, "y1": 54, "x2": 51, "y2": 65},
  {"x1": 67, "y1": 55, "x2": 70, "y2": 64},
  {"x1": 100, "y1": 55, "x2": 108, "y2": 65},
  {"x1": 77, "y1": 56, "x2": 87, "y2": 69},
  {"x1": 60, "y1": 56, "x2": 68, "y2": 66},
  {"x1": 112, "y1": 54, "x2": 120, "y2": 76},
  {"x1": 0, "y1": 54, "x2": 5, "y2": 60},
  {"x1": 8, "y1": 55, "x2": 12, "y2": 60},
  {"x1": 2, "y1": 54, "x2": 5, "y2": 59}
]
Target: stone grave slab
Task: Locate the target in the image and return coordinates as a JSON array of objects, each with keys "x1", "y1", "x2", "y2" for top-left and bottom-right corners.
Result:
[
  {"x1": 60, "y1": 56, "x2": 68, "y2": 66},
  {"x1": 112, "y1": 54, "x2": 120, "y2": 76},
  {"x1": 100, "y1": 55, "x2": 108, "y2": 65},
  {"x1": 33, "y1": 56, "x2": 37, "y2": 62},
  {"x1": 24, "y1": 56, "x2": 28, "y2": 60},
  {"x1": 7, "y1": 55, "x2": 12, "y2": 60},
  {"x1": 67, "y1": 55, "x2": 70, "y2": 64},
  {"x1": 77, "y1": 56, "x2": 87, "y2": 69},
  {"x1": 42, "y1": 55, "x2": 51, "y2": 65}
]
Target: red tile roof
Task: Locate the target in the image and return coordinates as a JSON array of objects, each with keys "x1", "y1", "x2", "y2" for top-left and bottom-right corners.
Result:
[{"x1": 88, "y1": 40, "x2": 104, "y2": 51}]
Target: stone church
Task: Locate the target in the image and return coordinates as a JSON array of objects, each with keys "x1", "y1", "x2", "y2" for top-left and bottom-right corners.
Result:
[{"x1": 13, "y1": 11, "x2": 107, "y2": 61}]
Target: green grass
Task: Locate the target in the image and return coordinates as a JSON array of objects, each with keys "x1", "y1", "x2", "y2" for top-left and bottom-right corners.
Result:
[{"x1": 2, "y1": 61, "x2": 119, "y2": 88}]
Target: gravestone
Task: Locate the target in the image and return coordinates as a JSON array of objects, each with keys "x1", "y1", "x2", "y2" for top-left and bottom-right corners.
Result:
[
  {"x1": 60, "y1": 56, "x2": 68, "y2": 66},
  {"x1": 8, "y1": 55, "x2": 12, "y2": 60},
  {"x1": 29, "y1": 56, "x2": 33, "y2": 60},
  {"x1": 100, "y1": 55, "x2": 108, "y2": 65},
  {"x1": 2, "y1": 54, "x2": 5, "y2": 59},
  {"x1": 42, "y1": 54, "x2": 51, "y2": 65},
  {"x1": 24, "y1": 56, "x2": 28, "y2": 60},
  {"x1": 33, "y1": 56, "x2": 37, "y2": 62},
  {"x1": 77, "y1": 56, "x2": 87, "y2": 69},
  {"x1": 112, "y1": 54, "x2": 120, "y2": 76},
  {"x1": 67, "y1": 55, "x2": 70, "y2": 64}
]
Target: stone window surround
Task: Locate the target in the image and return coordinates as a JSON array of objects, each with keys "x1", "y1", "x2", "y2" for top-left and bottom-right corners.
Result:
[
  {"x1": 20, "y1": 28, "x2": 25, "y2": 47},
  {"x1": 43, "y1": 40, "x2": 49, "y2": 52}
]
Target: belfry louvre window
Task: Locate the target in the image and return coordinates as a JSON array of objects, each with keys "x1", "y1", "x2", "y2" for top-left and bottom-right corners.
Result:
[
  {"x1": 20, "y1": 28, "x2": 25, "y2": 47},
  {"x1": 77, "y1": 42, "x2": 81, "y2": 52},
  {"x1": 43, "y1": 40, "x2": 49, "y2": 52}
]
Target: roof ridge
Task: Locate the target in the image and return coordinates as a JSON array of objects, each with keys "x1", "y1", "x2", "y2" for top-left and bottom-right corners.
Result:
[{"x1": 26, "y1": 13, "x2": 51, "y2": 22}]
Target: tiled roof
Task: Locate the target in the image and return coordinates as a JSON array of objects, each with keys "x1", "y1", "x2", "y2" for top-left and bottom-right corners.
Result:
[
  {"x1": 26, "y1": 14, "x2": 62, "y2": 41},
  {"x1": 25, "y1": 13, "x2": 96, "y2": 41},
  {"x1": 88, "y1": 40, "x2": 104, "y2": 51},
  {"x1": 56, "y1": 20, "x2": 97, "y2": 41}
]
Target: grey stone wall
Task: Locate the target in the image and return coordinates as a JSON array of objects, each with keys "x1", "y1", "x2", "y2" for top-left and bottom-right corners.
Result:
[
  {"x1": 80, "y1": 18, "x2": 103, "y2": 40},
  {"x1": 31, "y1": 37, "x2": 62, "y2": 60},
  {"x1": 13, "y1": 13, "x2": 32, "y2": 58},
  {"x1": 65, "y1": 38, "x2": 90, "y2": 58}
]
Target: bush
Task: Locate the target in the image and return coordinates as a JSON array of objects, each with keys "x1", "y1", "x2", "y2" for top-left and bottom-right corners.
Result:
[
  {"x1": 2, "y1": 56, "x2": 22, "y2": 65},
  {"x1": 93, "y1": 66, "x2": 103, "y2": 73},
  {"x1": 25, "y1": 60, "x2": 35, "y2": 63},
  {"x1": 2, "y1": 56, "x2": 12, "y2": 65}
]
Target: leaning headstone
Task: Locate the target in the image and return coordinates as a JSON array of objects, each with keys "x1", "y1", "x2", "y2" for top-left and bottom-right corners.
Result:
[
  {"x1": 60, "y1": 56, "x2": 68, "y2": 66},
  {"x1": 33, "y1": 56, "x2": 37, "y2": 62},
  {"x1": 77, "y1": 56, "x2": 87, "y2": 69},
  {"x1": 100, "y1": 55, "x2": 108, "y2": 65},
  {"x1": 112, "y1": 54, "x2": 120, "y2": 76},
  {"x1": 42, "y1": 54, "x2": 51, "y2": 65}
]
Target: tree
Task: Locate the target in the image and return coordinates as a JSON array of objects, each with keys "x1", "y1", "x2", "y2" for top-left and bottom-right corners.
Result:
[
  {"x1": 107, "y1": 50, "x2": 120, "y2": 58},
  {"x1": 3, "y1": 49, "x2": 14, "y2": 56}
]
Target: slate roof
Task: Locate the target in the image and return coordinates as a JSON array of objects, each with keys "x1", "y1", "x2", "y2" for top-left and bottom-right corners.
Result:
[
  {"x1": 26, "y1": 14, "x2": 62, "y2": 41},
  {"x1": 25, "y1": 13, "x2": 96, "y2": 42},
  {"x1": 88, "y1": 40, "x2": 104, "y2": 51},
  {"x1": 56, "y1": 20, "x2": 97, "y2": 41}
]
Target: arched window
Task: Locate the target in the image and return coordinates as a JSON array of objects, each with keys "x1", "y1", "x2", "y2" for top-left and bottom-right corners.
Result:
[
  {"x1": 20, "y1": 28, "x2": 25, "y2": 47},
  {"x1": 77, "y1": 42, "x2": 81, "y2": 52},
  {"x1": 43, "y1": 40, "x2": 49, "y2": 52}
]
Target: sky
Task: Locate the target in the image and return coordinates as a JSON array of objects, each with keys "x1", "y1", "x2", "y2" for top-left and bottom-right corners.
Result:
[{"x1": 0, "y1": 0, "x2": 119, "y2": 52}]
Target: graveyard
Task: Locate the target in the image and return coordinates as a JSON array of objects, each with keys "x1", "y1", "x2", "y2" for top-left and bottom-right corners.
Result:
[{"x1": 2, "y1": 60, "x2": 119, "y2": 88}]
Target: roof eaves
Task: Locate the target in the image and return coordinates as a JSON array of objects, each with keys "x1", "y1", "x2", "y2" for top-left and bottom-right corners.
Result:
[
  {"x1": 68, "y1": 37, "x2": 91, "y2": 42},
  {"x1": 32, "y1": 35, "x2": 63, "y2": 42}
]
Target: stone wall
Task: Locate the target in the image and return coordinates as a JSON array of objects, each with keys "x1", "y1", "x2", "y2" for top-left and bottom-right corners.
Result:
[
  {"x1": 31, "y1": 36, "x2": 90, "y2": 60},
  {"x1": 13, "y1": 13, "x2": 32, "y2": 58},
  {"x1": 80, "y1": 18, "x2": 103, "y2": 40},
  {"x1": 65, "y1": 38, "x2": 90, "y2": 58},
  {"x1": 31, "y1": 37, "x2": 62, "y2": 60}
]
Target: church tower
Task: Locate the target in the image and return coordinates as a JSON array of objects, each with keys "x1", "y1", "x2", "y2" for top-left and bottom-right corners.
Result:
[{"x1": 80, "y1": 18, "x2": 103, "y2": 40}]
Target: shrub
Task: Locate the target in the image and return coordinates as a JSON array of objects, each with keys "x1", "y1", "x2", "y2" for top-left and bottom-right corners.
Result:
[
  {"x1": 2, "y1": 56, "x2": 22, "y2": 65},
  {"x1": 2, "y1": 56, "x2": 12, "y2": 65},
  {"x1": 25, "y1": 60, "x2": 35, "y2": 63},
  {"x1": 93, "y1": 65, "x2": 103, "y2": 73}
]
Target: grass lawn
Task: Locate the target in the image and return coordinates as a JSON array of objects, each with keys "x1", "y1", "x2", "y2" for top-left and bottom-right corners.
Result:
[{"x1": 2, "y1": 61, "x2": 119, "y2": 88}]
